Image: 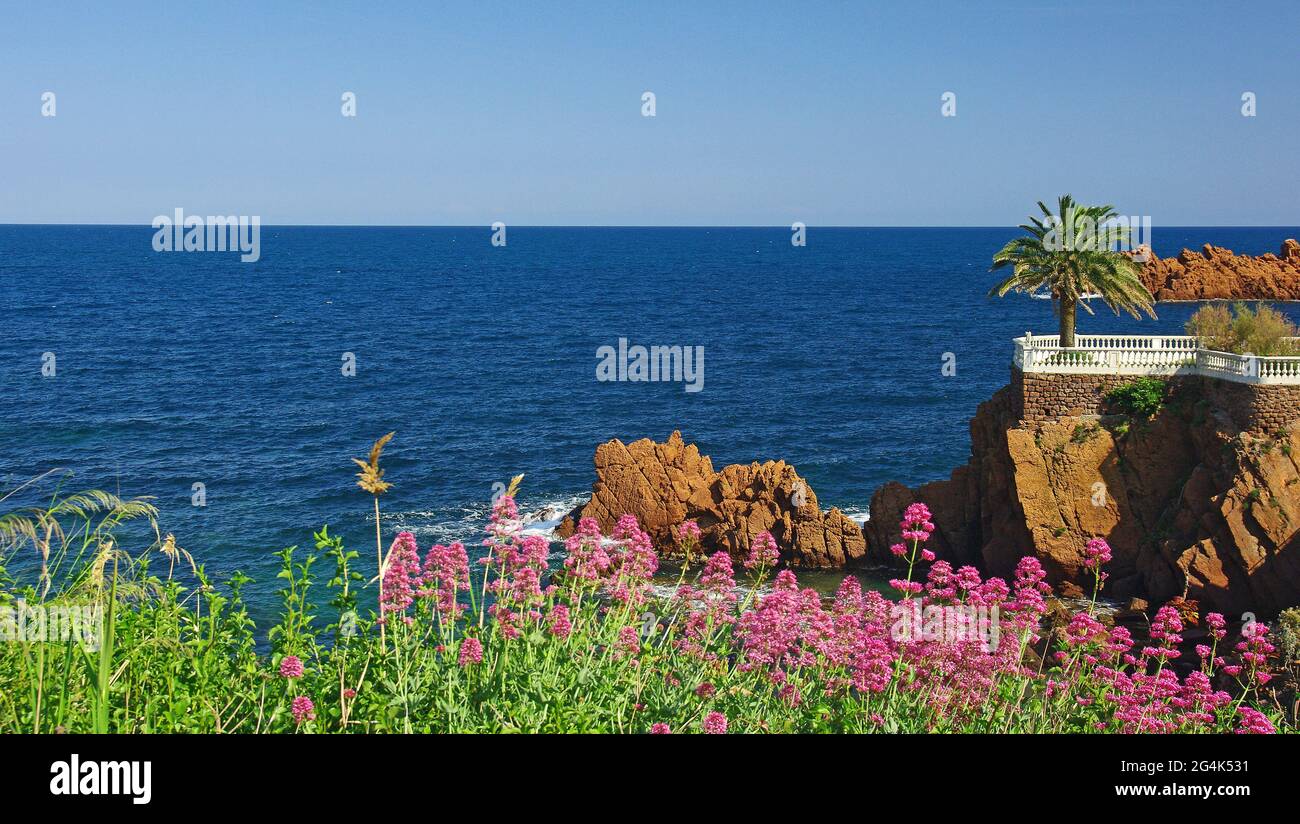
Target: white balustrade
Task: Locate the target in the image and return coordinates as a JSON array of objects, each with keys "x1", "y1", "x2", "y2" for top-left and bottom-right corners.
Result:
[{"x1": 1012, "y1": 335, "x2": 1300, "y2": 385}]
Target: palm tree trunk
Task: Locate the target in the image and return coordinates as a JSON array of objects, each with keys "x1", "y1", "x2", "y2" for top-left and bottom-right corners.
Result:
[{"x1": 1059, "y1": 294, "x2": 1078, "y2": 348}]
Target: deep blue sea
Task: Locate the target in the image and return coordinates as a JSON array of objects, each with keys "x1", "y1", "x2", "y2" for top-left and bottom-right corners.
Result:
[{"x1": 3, "y1": 226, "x2": 1298, "y2": 620}]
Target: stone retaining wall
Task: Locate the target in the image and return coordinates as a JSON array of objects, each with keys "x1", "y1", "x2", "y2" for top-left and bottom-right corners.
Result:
[{"x1": 1012, "y1": 367, "x2": 1300, "y2": 432}]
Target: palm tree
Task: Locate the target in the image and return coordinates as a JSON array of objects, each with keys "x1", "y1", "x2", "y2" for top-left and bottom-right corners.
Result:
[{"x1": 990, "y1": 195, "x2": 1156, "y2": 348}]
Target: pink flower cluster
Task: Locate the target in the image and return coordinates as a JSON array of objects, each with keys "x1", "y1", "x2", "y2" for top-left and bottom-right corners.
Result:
[
  {"x1": 279, "y1": 655, "x2": 304, "y2": 679},
  {"x1": 380, "y1": 531, "x2": 474, "y2": 626},
  {"x1": 379, "y1": 532, "x2": 422, "y2": 624},
  {"x1": 459, "y1": 500, "x2": 1283, "y2": 734},
  {"x1": 676, "y1": 520, "x2": 702, "y2": 548},
  {"x1": 673, "y1": 550, "x2": 738, "y2": 659},
  {"x1": 291, "y1": 695, "x2": 315, "y2": 724},
  {"x1": 702, "y1": 711, "x2": 728, "y2": 734},
  {"x1": 479, "y1": 496, "x2": 552, "y2": 637},
  {"x1": 458, "y1": 636, "x2": 483, "y2": 667},
  {"x1": 745, "y1": 531, "x2": 780, "y2": 572},
  {"x1": 888, "y1": 502, "x2": 936, "y2": 596},
  {"x1": 558, "y1": 513, "x2": 658, "y2": 605},
  {"x1": 727, "y1": 505, "x2": 1277, "y2": 732},
  {"x1": 1083, "y1": 537, "x2": 1112, "y2": 572},
  {"x1": 420, "y1": 541, "x2": 471, "y2": 618}
]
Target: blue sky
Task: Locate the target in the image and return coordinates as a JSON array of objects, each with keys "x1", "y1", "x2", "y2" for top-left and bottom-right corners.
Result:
[{"x1": 1, "y1": 1, "x2": 1297, "y2": 225}]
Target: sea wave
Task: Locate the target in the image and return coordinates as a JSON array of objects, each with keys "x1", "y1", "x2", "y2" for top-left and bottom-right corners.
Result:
[{"x1": 383, "y1": 493, "x2": 590, "y2": 548}]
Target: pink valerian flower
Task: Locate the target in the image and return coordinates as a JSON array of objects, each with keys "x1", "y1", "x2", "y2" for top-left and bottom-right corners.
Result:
[
  {"x1": 677, "y1": 520, "x2": 702, "y2": 542},
  {"x1": 616, "y1": 625, "x2": 642, "y2": 658},
  {"x1": 419, "y1": 541, "x2": 470, "y2": 618},
  {"x1": 1173, "y1": 670, "x2": 1231, "y2": 725},
  {"x1": 736, "y1": 569, "x2": 833, "y2": 677},
  {"x1": 1142, "y1": 605, "x2": 1183, "y2": 662},
  {"x1": 480, "y1": 493, "x2": 546, "y2": 614},
  {"x1": 650, "y1": 722, "x2": 672, "y2": 734},
  {"x1": 695, "y1": 682, "x2": 716, "y2": 699},
  {"x1": 291, "y1": 695, "x2": 315, "y2": 724},
  {"x1": 486, "y1": 533, "x2": 550, "y2": 611},
  {"x1": 1234, "y1": 620, "x2": 1275, "y2": 686},
  {"x1": 888, "y1": 578, "x2": 924, "y2": 597},
  {"x1": 1006, "y1": 556, "x2": 1051, "y2": 632},
  {"x1": 457, "y1": 636, "x2": 483, "y2": 667},
  {"x1": 1082, "y1": 537, "x2": 1113, "y2": 572},
  {"x1": 1235, "y1": 706, "x2": 1275, "y2": 734},
  {"x1": 900, "y1": 502, "x2": 935, "y2": 543},
  {"x1": 1062, "y1": 612, "x2": 1107, "y2": 653},
  {"x1": 1205, "y1": 612, "x2": 1227, "y2": 641},
  {"x1": 1100, "y1": 666, "x2": 1184, "y2": 733},
  {"x1": 890, "y1": 502, "x2": 936, "y2": 598},
  {"x1": 674, "y1": 548, "x2": 746, "y2": 659},
  {"x1": 379, "y1": 532, "x2": 422, "y2": 623},
  {"x1": 676, "y1": 520, "x2": 702, "y2": 561},
  {"x1": 832, "y1": 575, "x2": 866, "y2": 616},
  {"x1": 924, "y1": 561, "x2": 957, "y2": 601},
  {"x1": 547, "y1": 604, "x2": 572, "y2": 640},
  {"x1": 485, "y1": 493, "x2": 522, "y2": 545},
  {"x1": 609, "y1": 514, "x2": 659, "y2": 604},
  {"x1": 488, "y1": 603, "x2": 522, "y2": 639},
  {"x1": 745, "y1": 531, "x2": 780, "y2": 572},
  {"x1": 702, "y1": 711, "x2": 728, "y2": 734},
  {"x1": 687, "y1": 550, "x2": 738, "y2": 617},
  {"x1": 562, "y1": 517, "x2": 612, "y2": 585},
  {"x1": 279, "y1": 655, "x2": 304, "y2": 679}
]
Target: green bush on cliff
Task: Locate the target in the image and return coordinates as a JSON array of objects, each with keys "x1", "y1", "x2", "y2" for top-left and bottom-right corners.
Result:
[
  {"x1": 1186, "y1": 302, "x2": 1300, "y2": 356},
  {"x1": 1105, "y1": 377, "x2": 1166, "y2": 419}
]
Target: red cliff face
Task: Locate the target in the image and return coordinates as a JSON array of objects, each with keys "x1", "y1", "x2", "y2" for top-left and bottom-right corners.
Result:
[
  {"x1": 867, "y1": 382, "x2": 1300, "y2": 617},
  {"x1": 1133, "y1": 240, "x2": 1300, "y2": 301},
  {"x1": 556, "y1": 431, "x2": 867, "y2": 568}
]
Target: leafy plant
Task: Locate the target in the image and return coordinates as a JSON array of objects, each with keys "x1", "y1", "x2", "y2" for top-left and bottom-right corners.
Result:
[{"x1": 1105, "y1": 378, "x2": 1166, "y2": 419}]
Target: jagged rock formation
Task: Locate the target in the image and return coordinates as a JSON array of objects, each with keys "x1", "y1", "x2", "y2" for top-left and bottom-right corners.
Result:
[
  {"x1": 1133, "y1": 240, "x2": 1300, "y2": 301},
  {"x1": 867, "y1": 381, "x2": 1300, "y2": 617},
  {"x1": 556, "y1": 431, "x2": 866, "y2": 567}
]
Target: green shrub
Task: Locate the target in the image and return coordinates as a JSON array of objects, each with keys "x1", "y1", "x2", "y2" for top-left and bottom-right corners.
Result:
[
  {"x1": 1105, "y1": 377, "x2": 1166, "y2": 419},
  {"x1": 1186, "y1": 302, "x2": 1300, "y2": 356}
]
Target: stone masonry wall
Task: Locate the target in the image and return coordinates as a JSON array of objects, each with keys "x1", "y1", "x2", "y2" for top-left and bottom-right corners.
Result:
[{"x1": 1012, "y1": 367, "x2": 1300, "y2": 432}]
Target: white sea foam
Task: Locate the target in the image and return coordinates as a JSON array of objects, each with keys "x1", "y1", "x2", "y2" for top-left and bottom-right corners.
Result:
[
  {"x1": 383, "y1": 493, "x2": 590, "y2": 547},
  {"x1": 519, "y1": 494, "x2": 589, "y2": 538},
  {"x1": 842, "y1": 508, "x2": 871, "y2": 525}
]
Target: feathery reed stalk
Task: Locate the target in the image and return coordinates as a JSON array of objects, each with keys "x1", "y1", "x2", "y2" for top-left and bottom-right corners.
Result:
[{"x1": 353, "y1": 432, "x2": 394, "y2": 650}]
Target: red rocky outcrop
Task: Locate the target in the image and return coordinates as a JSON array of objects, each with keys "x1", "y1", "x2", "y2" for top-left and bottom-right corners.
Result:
[
  {"x1": 1133, "y1": 240, "x2": 1300, "y2": 301},
  {"x1": 556, "y1": 431, "x2": 866, "y2": 568},
  {"x1": 867, "y1": 382, "x2": 1300, "y2": 617}
]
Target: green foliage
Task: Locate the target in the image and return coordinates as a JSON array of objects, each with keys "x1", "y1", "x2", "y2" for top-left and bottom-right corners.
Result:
[
  {"x1": 1105, "y1": 378, "x2": 1166, "y2": 419},
  {"x1": 0, "y1": 490, "x2": 1289, "y2": 734},
  {"x1": 1071, "y1": 422, "x2": 1100, "y2": 444},
  {"x1": 1186, "y1": 302, "x2": 1300, "y2": 356},
  {"x1": 1278, "y1": 608, "x2": 1300, "y2": 664}
]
